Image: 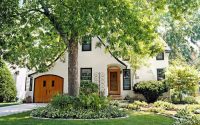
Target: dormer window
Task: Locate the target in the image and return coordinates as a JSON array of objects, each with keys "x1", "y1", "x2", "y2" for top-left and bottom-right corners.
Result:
[
  {"x1": 82, "y1": 36, "x2": 91, "y2": 51},
  {"x1": 156, "y1": 52, "x2": 164, "y2": 60}
]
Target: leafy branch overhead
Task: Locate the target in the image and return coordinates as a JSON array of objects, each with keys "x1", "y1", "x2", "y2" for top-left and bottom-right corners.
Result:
[{"x1": 1, "y1": 0, "x2": 199, "y2": 71}]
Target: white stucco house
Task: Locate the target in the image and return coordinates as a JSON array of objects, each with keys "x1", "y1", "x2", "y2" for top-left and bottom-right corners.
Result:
[{"x1": 24, "y1": 37, "x2": 170, "y2": 103}]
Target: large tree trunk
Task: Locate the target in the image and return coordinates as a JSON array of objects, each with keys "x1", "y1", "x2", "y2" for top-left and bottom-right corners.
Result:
[{"x1": 68, "y1": 38, "x2": 79, "y2": 96}]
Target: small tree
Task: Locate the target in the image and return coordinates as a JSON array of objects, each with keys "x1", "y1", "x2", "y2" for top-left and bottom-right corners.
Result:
[
  {"x1": 166, "y1": 60, "x2": 199, "y2": 103},
  {"x1": 0, "y1": 58, "x2": 17, "y2": 102}
]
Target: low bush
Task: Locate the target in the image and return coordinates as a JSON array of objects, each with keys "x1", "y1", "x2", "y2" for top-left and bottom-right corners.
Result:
[
  {"x1": 173, "y1": 115, "x2": 200, "y2": 125},
  {"x1": 51, "y1": 93, "x2": 109, "y2": 110},
  {"x1": 182, "y1": 96, "x2": 198, "y2": 104},
  {"x1": 174, "y1": 108, "x2": 200, "y2": 125},
  {"x1": 127, "y1": 101, "x2": 148, "y2": 110},
  {"x1": 175, "y1": 108, "x2": 192, "y2": 119},
  {"x1": 185, "y1": 105, "x2": 200, "y2": 114},
  {"x1": 171, "y1": 94, "x2": 198, "y2": 104},
  {"x1": 133, "y1": 80, "x2": 168, "y2": 103},
  {"x1": 32, "y1": 94, "x2": 126, "y2": 119},
  {"x1": 80, "y1": 81, "x2": 98, "y2": 95},
  {"x1": 147, "y1": 107, "x2": 165, "y2": 114},
  {"x1": 153, "y1": 101, "x2": 175, "y2": 110}
]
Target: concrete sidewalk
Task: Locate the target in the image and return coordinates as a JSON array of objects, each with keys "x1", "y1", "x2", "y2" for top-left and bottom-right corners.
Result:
[{"x1": 0, "y1": 103, "x2": 47, "y2": 117}]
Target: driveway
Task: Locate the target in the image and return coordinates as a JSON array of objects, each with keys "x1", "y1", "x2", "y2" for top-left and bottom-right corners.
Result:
[{"x1": 0, "y1": 103, "x2": 47, "y2": 117}]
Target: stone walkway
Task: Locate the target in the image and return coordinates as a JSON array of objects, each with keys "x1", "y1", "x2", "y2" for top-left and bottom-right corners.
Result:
[{"x1": 0, "y1": 103, "x2": 47, "y2": 117}]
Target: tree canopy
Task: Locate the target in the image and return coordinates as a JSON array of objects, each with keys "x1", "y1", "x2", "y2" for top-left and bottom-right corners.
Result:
[
  {"x1": 3, "y1": 0, "x2": 199, "y2": 70},
  {"x1": 0, "y1": 0, "x2": 19, "y2": 56},
  {"x1": 1, "y1": 0, "x2": 199, "y2": 96},
  {"x1": 159, "y1": 10, "x2": 200, "y2": 63}
]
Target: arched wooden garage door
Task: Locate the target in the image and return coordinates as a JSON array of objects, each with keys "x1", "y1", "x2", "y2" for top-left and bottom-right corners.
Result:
[{"x1": 34, "y1": 75, "x2": 63, "y2": 103}]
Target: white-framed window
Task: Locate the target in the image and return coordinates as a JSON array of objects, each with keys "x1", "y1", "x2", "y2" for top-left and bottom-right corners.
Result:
[
  {"x1": 82, "y1": 36, "x2": 92, "y2": 51},
  {"x1": 80, "y1": 68, "x2": 92, "y2": 82},
  {"x1": 123, "y1": 69, "x2": 131, "y2": 90},
  {"x1": 156, "y1": 52, "x2": 164, "y2": 60}
]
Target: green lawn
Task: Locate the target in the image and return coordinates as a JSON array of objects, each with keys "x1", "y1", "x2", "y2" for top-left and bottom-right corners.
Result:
[
  {"x1": 0, "y1": 111, "x2": 174, "y2": 125},
  {"x1": 0, "y1": 102, "x2": 19, "y2": 107}
]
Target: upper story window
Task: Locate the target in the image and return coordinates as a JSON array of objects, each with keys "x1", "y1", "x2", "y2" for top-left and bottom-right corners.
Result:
[
  {"x1": 80, "y1": 68, "x2": 92, "y2": 82},
  {"x1": 156, "y1": 52, "x2": 164, "y2": 60},
  {"x1": 157, "y1": 68, "x2": 165, "y2": 81},
  {"x1": 123, "y1": 69, "x2": 131, "y2": 90},
  {"x1": 82, "y1": 36, "x2": 92, "y2": 51}
]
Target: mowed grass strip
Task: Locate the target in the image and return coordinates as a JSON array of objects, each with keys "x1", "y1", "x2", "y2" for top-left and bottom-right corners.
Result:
[
  {"x1": 0, "y1": 102, "x2": 19, "y2": 107},
  {"x1": 0, "y1": 111, "x2": 174, "y2": 125}
]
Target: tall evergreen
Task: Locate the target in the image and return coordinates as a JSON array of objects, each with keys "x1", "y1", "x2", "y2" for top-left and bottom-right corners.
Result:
[{"x1": 0, "y1": 58, "x2": 17, "y2": 102}]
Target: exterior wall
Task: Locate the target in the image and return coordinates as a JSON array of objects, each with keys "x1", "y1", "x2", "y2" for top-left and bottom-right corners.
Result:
[
  {"x1": 25, "y1": 37, "x2": 169, "y2": 101},
  {"x1": 26, "y1": 37, "x2": 124, "y2": 101},
  {"x1": 121, "y1": 53, "x2": 169, "y2": 98},
  {"x1": 9, "y1": 67, "x2": 27, "y2": 101}
]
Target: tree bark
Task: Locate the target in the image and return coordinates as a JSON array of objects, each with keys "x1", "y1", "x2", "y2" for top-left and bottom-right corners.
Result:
[{"x1": 68, "y1": 38, "x2": 79, "y2": 96}]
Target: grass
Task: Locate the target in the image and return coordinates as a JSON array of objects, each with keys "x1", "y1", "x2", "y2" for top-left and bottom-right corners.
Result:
[
  {"x1": 0, "y1": 111, "x2": 174, "y2": 125},
  {"x1": 0, "y1": 102, "x2": 19, "y2": 107}
]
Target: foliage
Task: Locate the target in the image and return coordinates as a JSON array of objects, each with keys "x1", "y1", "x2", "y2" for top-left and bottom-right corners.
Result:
[
  {"x1": 1, "y1": 0, "x2": 199, "y2": 97},
  {"x1": 0, "y1": 0, "x2": 18, "y2": 28},
  {"x1": 80, "y1": 81, "x2": 98, "y2": 95},
  {"x1": 182, "y1": 96, "x2": 198, "y2": 104},
  {"x1": 127, "y1": 101, "x2": 148, "y2": 110},
  {"x1": 174, "y1": 108, "x2": 200, "y2": 125},
  {"x1": 153, "y1": 101, "x2": 175, "y2": 110},
  {"x1": 133, "y1": 80, "x2": 168, "y2": 103},
  {"x1": 174, "y1": 116, "x2": 200, "y2": 125},
  {"x1": 159, "y1": 11, "x2": 200, "y2": 63},
  {"x1": 2, "y1": 0, "x2": 167, "y2": 72},
  {"x1": 147, "y1": 107, "x2": 165, "y2": 114},
  {"x1": 32, "y1": 94, "x2": 125, "y2": 119},
  {"x1": 171, "y1": 92, "x2": 199, "y2": 105},
  {"x1": 0, "y1": 58, "x2": 17, "y2": 102},
  {"x1": 0, "y1": 0, "x2": 19, "y2": 55},
  {"x1": 166, "y1": 60, "x2": 199, "y2": 103},
  {"x1": 51, "y1": 94, "x2": 109, "y2": 111},
  {"x1": 175, "y1": 108, "x2": 192, "y2": 118},
  {"x1": 186, "y1": 105, "x2": 200, "y2": 114}
]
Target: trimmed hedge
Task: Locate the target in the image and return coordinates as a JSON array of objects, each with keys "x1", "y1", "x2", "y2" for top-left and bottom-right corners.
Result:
[
  {"x1": 0, "y1": 58, "x2": 17, "y2": 102},
  {"x1": 133, "y1": 80, "x2": 168, "y2": 103}
]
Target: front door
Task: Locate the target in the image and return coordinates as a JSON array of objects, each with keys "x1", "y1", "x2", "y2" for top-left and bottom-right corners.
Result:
[
  {"x1": 108, "y1": 67, "x2": 120, "y2": 95},
  {"x1": 34, "y1": 75, "x2": 63, "y2": 103}
]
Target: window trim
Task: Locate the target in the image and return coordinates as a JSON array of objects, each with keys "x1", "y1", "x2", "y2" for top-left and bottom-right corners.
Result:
[
  {"x1": 80, "y1": 68, "x2": 92, "y2": 82},
  {"x1": 157, "y1": 68, "x2": 165, "y2": 81},
  {"x1": 123, "y1": 69, "x2": 131, "y2": 90},
  {"x1": 156, "y1": 52, "x2": 164, "y2": 60},
  {"x1": 82, "y1": 37, "x2": 92, "y2": 51}
]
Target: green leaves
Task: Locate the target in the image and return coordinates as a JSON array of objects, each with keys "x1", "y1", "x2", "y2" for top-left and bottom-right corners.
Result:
[
  {"x1": 166, "y1": 59, "x2": 199, "y2": 98},
  {"x1": 0, "y1": 58, "x2": 17, "y2": 102},
  {"x1": 1, "y1": 0, "x2": 199, "y2": 71}
]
